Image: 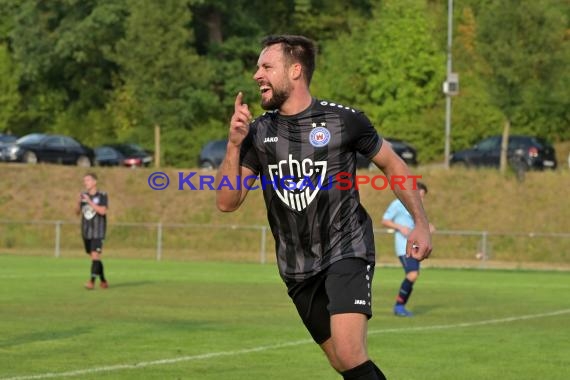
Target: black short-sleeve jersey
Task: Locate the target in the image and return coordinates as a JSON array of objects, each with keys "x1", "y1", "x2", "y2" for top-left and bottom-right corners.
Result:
[
  {"x1": 240, "y1": 98, "x2": 383, "y2": 282},
  {"x1": 80, "y1": 191, "x2": 108, "y2": 239}
]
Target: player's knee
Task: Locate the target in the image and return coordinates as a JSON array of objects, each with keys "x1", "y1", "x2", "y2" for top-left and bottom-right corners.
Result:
[
  {"x1": 407, "y1": 271, "x2": 419, "y2": 282},
  {"x1": 325, "y1": 353, "x2": 344, "y2": 373},
  {"x1": 333, "y1": 343, "x2": 368, "y2": 371},
  {"x1": 320, "y1": 339, "x2": 344, "y2": 372},
  {"x1": 90, "y1": 252, "x2": 101, "y2": 260}
]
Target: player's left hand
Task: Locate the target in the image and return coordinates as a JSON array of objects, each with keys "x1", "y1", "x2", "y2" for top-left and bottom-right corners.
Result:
[
  {"x1": 81, "y1": 193, "x2": 92, "y2": 204},
  {"x1": 406, "y1": 223, "x2": 432, "y2": 261}
]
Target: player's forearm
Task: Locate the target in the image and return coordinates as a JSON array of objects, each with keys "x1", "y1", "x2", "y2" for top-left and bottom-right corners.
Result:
[
  {"x1": 393, "y1": 185, "x2": 429, "y2": 229},
  {"x1": 216, "y1": 144, "x2": 244, "y2": 212},
  {"x1": 94, "y1": 205, "x2": 107, "y2": 216},
  {"x1": 383, "y1": 158, "x2": 429, "y2": 228},
  {"x1": 88, "y1": 202, "x2": 107, "y2": 215},
  {"x1": 396, "y1": 191, "x2": 429, "y2": 228}
]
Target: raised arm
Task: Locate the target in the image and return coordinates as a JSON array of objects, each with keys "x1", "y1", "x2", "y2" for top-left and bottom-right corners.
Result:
[
  {"x1": 216, "y1": 92, "x2": 256, "y2": 212},
  {"x1": 372, "y1": 142, "x2": 432, "y2": 260}
]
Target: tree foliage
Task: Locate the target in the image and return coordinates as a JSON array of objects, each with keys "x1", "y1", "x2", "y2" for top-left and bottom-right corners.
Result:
[
  {"x1": 1, "y1": 0, "x2": 568, "y2": 167},
  {"x1": 111, "y1": 0, "x2": 221, "y2": 165},
  {"x1": 451, "y1": 6, "x2": 504, "y2": 149},
  {"x1": 475, "y1": 0, "x2": 569, "y2": 170},
  {"x1": 316, "y1": 0, "x2": 445, "y2": 161}
]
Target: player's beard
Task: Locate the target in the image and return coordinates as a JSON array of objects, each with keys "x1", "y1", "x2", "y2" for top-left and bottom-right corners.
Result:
[{"x1": 261, "y1": 83, "x2": 291, "y2": 111}]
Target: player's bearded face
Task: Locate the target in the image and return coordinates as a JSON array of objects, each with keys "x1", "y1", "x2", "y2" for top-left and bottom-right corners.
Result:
[
  {"x1": 256, "y1": 45, "x2": 293, "y2": 111},
  {"x1": 260, "y1": 78, "x2": 291, "y2": 110}
]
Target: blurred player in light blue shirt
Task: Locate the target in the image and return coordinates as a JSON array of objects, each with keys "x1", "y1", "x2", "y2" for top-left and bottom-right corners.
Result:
[
  {"x1": 382, "y1": 182, "x2": 434, "y2": 317},
  {"x1": 383, "y1": 200, "x2": 415, "y2": 257}
]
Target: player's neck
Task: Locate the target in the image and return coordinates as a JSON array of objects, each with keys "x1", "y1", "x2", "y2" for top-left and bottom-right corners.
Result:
[
  {"x1": 87, "y1": 188, "x2": 98, "y2": 195},
  {"x1": 279, "y1": 88, "x2": 312, "y2": 116}
]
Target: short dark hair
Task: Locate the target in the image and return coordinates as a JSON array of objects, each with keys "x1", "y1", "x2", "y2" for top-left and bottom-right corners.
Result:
[
  {"x1": 261, "y1": 35, "x2": 317, "y2": 85},
  {"x1": 84, "y1": 172, "x2": 98, "y2": 181},
  {"x1": 417, "y1": 182, "x2": 428, "y2": 194}
]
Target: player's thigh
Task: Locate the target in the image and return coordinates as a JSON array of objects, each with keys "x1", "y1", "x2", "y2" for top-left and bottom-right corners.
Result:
[
  {"x1": 83, "y1": 238, "x2": 91, "y2": 254},
  {"x1": 325, "y1": 257, "x2": 374, "y2": 317},
  {"x1": 287, "y1": 274, "x2": 331, "y2": 344},
  {"x1": 329, "y1": 313, "x2": 369, "y2": 370},
  {"x1": 92, "y1": 239, "x2": 104, "y2": 254},
  {"x1": 325, "y1": 258, "x2": 373, "y2": 361},
  {"x1": 87, "y1": 239, "x2": 104, "y2": 260},
  {"x1": 330, "y1": 312, "x2": 368, "y2": 346}
]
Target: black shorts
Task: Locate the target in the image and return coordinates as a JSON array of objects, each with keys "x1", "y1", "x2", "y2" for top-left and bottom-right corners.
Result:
[
  {"x1": 83, "y1": 238, "x2": 104, "y2": 254},
  {"x1": 285, "y1": 257, "x2": 375, "y2": 344},
  {"x1": 399, "y1": 256, "x2": 420, "y2": 273}
]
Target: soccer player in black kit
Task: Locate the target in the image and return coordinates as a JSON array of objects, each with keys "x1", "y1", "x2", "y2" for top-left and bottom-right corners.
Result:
[
  {"x1": 216, "y1": 35, "x2": 432, "y2": 380},
  {"x1": 75, "y1": 173, "x2": 109, "y2": 290}
]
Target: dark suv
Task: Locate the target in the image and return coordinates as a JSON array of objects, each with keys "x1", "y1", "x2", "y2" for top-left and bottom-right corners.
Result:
[
  {"x1": 450, "y1": 135, "x2": 557, "y2": 170},
  {"x1": 356, "y1": 138, "x2": 418, "y2": 169},
  {"x1": 198, "y1": 140, "x2": 227, "y2": 169}
]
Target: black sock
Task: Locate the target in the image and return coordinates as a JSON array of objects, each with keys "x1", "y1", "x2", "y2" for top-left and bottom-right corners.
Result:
[
  {"x1": 92, "y1": 260, "x2": 106, "y2": 282},
  {"x1": 98, "y1": 261, "x2": 106, "y2": 282},
  {"x1": 396, "y1": 278, "x2": 414, "y2": 305},
  {"x1": 372, "y1": 362, "x2": 387, "y2": 380},
  {"x1": 341, "y1": 360, "x2": 386, "y2": 380},
  {"x1": 90, "y1": 261, "x2": 97, "y2": 282}
]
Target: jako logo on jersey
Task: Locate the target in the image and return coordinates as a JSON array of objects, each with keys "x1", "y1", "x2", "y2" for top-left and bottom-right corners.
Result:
[
  {"x1": 309, "y1": 127, "x2": 331, "y2": 147},
  {"x1": 354, "y1": 300, "x2": 366, "y2": 305},
  {"x1": 263, "y1": 137, "x2": 278, "y2": 143},
  {"x1": 268, "y1": 154, "x2": 327, "y2": 212}
]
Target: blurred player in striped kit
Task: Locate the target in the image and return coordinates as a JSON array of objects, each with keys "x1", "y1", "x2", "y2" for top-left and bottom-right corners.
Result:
[{"x1": 75, "y1": 173, "x2": 109, "y2": 290}]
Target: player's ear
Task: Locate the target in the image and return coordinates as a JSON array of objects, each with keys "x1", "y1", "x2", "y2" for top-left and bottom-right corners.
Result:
[{"x1": 290, "y1": 63, "x2": 302, "y2": 80}]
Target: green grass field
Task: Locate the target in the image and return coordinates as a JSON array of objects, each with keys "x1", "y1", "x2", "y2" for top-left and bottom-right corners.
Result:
[{"x1": 1, "y1": 255, "x2": 569, "y2": 380}]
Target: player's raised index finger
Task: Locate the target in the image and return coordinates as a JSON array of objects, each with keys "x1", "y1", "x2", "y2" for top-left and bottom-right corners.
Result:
[{"x1": 234, "y1": 92, "x2": 244, "y2": 111}]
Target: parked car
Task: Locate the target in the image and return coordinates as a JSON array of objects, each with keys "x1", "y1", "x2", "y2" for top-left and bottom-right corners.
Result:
[
  {"x1": 0, "y1": 133, "x2": 94, "y2": 166},
  {"x1": 95, "y1": 143, "x2": 153, "y2": 168},
  {"x1": 0, "y1": 134, "x2": 19, "y2": 162},
  {"x1": 0, "y1": 133, "x2": 18, "y2": 147},
  {"x1": 356, "y1": 138, "x2": 418, "y2": 169},
  {"x1": 450, "y1": 135, "x2": 557, "y2": 170},
  {"x1": 198, "y1": 139, "x2": 227, "y2": 169},
  {"x1": 199, "y1": 137, "x2": 417, "y2": 170}
]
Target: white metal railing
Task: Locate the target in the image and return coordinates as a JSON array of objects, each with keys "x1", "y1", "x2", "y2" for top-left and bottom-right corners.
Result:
[{"x1": 0, "y1": 220, "x2": 569, "y2": 264}]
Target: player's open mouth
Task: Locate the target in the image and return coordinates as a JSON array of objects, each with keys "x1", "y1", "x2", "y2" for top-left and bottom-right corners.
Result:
[{"x1": 260, "y1": 85, "x2": 271, "y2": 95}]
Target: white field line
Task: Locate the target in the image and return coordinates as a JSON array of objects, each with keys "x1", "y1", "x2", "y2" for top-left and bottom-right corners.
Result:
[
  {"x1": 2, "y1": 309, "x2": 569, "y2": 380},
  {"x1": 368, "y1": 308, "x2": 570, "y2": 335}
]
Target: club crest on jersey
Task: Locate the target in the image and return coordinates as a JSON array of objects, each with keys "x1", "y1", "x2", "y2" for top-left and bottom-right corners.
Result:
[
  {"x1": 83, "y1": 205, "x2": 96, "y2": 220},
  {"x1": 309, "y1": 127, "x2": 330, "y2": 147},
  {"x1": 268, "y1": 155, "x2": 328, "y2": 212}
]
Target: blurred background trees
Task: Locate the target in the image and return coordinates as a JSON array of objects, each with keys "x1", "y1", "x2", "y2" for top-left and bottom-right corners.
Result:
[{"x1": 0, "y1": 0, "x2": 568, "y2": 166}]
